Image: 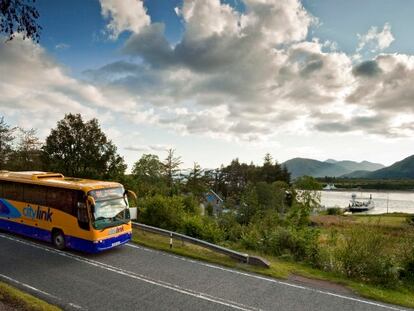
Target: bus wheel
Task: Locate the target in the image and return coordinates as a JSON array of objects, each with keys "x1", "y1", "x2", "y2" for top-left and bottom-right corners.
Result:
[{"x1": 52, "y1": 230, "x2": 65, "y2": 250}]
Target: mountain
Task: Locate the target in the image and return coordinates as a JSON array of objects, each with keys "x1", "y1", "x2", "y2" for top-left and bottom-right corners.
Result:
[
  {"x1": 340, "y1": 170, "x2": 371, "y2": 178},
  {"x1": 283, "y1": 158, "x2": 385, "y2": 179},
  {"x1": 365, "y1": 155, "x2": 414, "y2": 179},
  {"x1": 283, "y1": 158, "x2": 348, "y2": 178},
  {"x1": 334, "y1": 160, "x2": 384, "y2": 172}
]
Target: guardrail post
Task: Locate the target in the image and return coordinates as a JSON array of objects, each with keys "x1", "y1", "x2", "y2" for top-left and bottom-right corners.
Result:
[{"x1": 169, "y1": 232, "x2": 173, "y2": 249}]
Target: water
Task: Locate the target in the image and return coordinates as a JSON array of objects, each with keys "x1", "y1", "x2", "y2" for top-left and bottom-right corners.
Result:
[{"x1": 320, "y1": 190, "x2": 414, "y2": 214}]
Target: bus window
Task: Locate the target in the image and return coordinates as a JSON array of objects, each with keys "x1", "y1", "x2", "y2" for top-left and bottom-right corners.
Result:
[
  {"x1": 3, "y1": 182, "x2": 23, "y2": 201},
  {"x1": 47, "y1": 188, "x2": 75, "y2": 215},
  {"x1": 23, "y1": 184, "x2": 47, "y2": 206}
]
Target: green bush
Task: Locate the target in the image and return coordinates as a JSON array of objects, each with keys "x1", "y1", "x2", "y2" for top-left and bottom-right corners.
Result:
[
  {"x1": 333, "y1": 226, "x2": 398, "y2": 286},
  {"x1": 182, "y1": 195, "x2": 200, "y2": 215},
  {"x1": 406, "y1": 215, "x2": 414, "y2": 226},
  {"x1": 139, "y1": 195, "x2": 185, "y2": 231},
  {"x1": 180, "y1": 215, "x2": 224, "y2": 243},
  {"x1": 217, "y1": 212, "x2": 243, "y2": 242},
  {"x1": 326, "y1": 207, "x2": 343, "y2": 215}
]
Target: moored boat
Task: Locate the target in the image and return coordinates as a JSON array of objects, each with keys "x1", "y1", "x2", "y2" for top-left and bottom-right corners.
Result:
[{"x1": 347, "y1": 193, "x2": 375, "y2": 212}]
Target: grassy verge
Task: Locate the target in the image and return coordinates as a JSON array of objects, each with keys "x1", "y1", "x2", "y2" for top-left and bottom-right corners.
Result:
[
  {"x1": 132, "y1": 225, "x2": 414, "y2": 309},
  {"x1": 0, "y1": 282, "x2": 61, "y2": 311}
]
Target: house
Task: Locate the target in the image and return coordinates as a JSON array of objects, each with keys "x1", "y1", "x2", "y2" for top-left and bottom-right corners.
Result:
[{"x1": 200, "y1": 189, "x2": 224, "y2": 216}]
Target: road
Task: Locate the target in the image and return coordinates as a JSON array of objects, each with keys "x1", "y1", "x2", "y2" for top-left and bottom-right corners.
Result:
[{"x1": 0, "y1": 232, "x2": 410, "y2": 311}]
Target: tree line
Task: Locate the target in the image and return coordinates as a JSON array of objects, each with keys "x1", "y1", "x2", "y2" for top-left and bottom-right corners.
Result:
[{"x1": 0, "y1": 113, "x2": 291, "y2": 204}]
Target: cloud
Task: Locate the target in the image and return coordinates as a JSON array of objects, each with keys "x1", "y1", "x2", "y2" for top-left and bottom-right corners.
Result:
[
  {"x1": 88, "y1": 0, "x2": 414, "y2": 139},
  {"x1": 3, "y1": 0, "x2": 413, "y2": 159},
  {"x1": 357, "y1": 23, "x2": 394, "y2": 53},
  {"x1": 99, "y1": 0, "x2": 150, "y2": 39},
  {"x1": 125, "y1": 144, "x2": 172, "y2": 152},
  {"x1": 55, "y1": 43, "x2": 70, "y2": 50},
  {"x1": 352, "y1": 60, "x2": 382, "y2": 77}
]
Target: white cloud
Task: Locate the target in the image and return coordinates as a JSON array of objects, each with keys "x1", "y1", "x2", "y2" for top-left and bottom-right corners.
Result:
[
  {"x1": 55, "y1": 43, "x2": 70, "y2": 50},
  {"x1": 99, "y1": 0, "x2": 151, "y2": 39},
  {"x1": 357, "y1": 23, "x2": 394, "y2": 52}
]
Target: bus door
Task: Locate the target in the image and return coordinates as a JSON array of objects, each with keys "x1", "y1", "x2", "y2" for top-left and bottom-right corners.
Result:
[{"x1": 77, "y1": 197, "x2": 90, "y2": 230}]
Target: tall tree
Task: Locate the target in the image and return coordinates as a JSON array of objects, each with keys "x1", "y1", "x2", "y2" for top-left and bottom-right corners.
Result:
[
  {"x1": 0, "y1": 0, "x2": 41, "y2": 42},
  {"x1": 132, "y1": 154, "x2": 163, "y2": 181},
  {"x1": 10, "y1": 127, "x2": 42, "y2": 170},
  {"x1": 186, "y1": 162, "x2": 207, "y2": 198},
  {"x1": 0, "y1": 116, "x2": 15, "y2": 169},
  {"x1": 163, "y1": 148, "x2": 182, "y2": 195},
  {"x1": 42, "y1": 113, "x2": 126, "y2": 179},
  {"x1": 131, "y1": 154, "x2": 167, "y2": 196}
]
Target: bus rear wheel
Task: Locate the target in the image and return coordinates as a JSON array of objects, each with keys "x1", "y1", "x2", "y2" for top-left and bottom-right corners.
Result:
[{"x1": 52, "y1": 230, "x2": 66, "y2": 250}]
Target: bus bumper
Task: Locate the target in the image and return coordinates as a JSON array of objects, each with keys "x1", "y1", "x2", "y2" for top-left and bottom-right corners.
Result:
[{"x1": 66, "y1": 232, "x2": 132, "y2": 253}]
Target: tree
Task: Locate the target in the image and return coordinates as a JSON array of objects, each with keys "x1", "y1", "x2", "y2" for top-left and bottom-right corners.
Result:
[
  {"x1": 131, "y1": 154, "x2": 166, "y2": 196},
  {"x1": 10, "y1": 127, "x2": 42, "y2": 170},
  {"x1": 42, "y1": 113, "x2": 126, "y2": 179},
  {"x1": 0, "y1": 0, "x2": 41, "y2": 42},
  {"x1": 0, "y1": 116, "x2": 15, "y2": 169},
  {"x1": 186, "y1": 162, "x2": 207, "y2": 198},
  {"x1": 163, "y1": 148, "x2": 182, "y2": 195}
]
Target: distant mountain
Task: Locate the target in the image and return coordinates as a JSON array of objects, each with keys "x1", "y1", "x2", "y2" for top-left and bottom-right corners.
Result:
[
  {"x1": 283, "y1": 158, "x2": 385, "y2": 179},
  {"x1": 282, "y1": 158, "x2": 344, "y2": 178},
  {"x1": 340, "y1": 170, "x2": 371, "y2": 178},
  {"x1": 365, "y1": 155, "x2": 414, "y2": 179},
  {"x1": 334, "y1": 160, "x2": 384, "y2": 173}
]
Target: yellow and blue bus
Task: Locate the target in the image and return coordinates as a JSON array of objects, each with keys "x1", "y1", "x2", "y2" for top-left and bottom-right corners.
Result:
[{"x1": 0, "y1": 171, "x2": 136, "y2": 253}]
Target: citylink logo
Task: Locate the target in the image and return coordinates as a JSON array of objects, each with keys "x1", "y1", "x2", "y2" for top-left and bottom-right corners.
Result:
[{"x1": 23, "y1": 206, "x2": 53, "y2": 222}]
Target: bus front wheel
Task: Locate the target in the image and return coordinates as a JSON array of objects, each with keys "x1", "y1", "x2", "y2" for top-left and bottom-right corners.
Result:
[{"x1": 52, "y1": 230, "x2": 66, "y2": 250}]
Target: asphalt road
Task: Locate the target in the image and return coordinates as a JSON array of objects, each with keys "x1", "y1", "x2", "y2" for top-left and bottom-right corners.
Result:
[{"x1": 0, "y1": 232, "x2": 410, "y2": 311}]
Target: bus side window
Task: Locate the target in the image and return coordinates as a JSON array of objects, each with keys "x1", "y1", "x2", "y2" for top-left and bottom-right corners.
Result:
[
  {"x1": 23, "y1": 184, "x2": 47, "y2": 206},
  {"x1": 3, "y1": 182, "x2": 23, "y2": 201},
  {"x1": 46, "y1": 188, "x2": 74, "y2": 215}
]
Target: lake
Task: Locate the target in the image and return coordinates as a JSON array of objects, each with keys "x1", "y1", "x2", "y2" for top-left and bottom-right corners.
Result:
[{"x1": 320, "y1": 190, "x2": 414, "y2": 214}]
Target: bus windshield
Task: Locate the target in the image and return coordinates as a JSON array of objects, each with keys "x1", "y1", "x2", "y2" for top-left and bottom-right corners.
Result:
[{"x1": 89, "y1": 188, "x2": 130, "y2": 230}]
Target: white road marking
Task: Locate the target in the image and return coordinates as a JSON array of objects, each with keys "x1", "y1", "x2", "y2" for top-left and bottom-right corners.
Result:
[
  {"x1": 0, "y1": 272, "x2": 87, "y2": 311},
  {"x1": 0, "y1": 234, "x2": 259, "y2": 311},
  {"x1": 0, "y1": 273, "x2": 59, "y2": 299},
  {"x1": 126, "y1": 243, "x2": 408, "y2": 311}
]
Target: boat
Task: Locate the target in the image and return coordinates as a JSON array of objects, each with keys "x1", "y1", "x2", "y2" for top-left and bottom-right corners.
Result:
[
  {"x1": 323, "y1": 183, "x2": 337, "y2": 190},
  {"x1": 347, "y1": 193, "x2": 374, "y2": 212}
]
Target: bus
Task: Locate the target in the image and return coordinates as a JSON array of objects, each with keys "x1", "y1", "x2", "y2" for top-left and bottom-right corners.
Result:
[{"x1": 0, "y1": 171, "x2": 136, "y2": 253}]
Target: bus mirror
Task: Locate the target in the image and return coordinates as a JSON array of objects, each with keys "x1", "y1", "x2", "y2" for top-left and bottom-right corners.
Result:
[
  {"x1": 86, "y1": 195, "x2": 96, "y2": 207},
  {"x1": 127, "y1": 190, "x2": 137, "y2": 200},
  {"x1": 126, "y1": 190, "x2": 137, "y2": 207}
]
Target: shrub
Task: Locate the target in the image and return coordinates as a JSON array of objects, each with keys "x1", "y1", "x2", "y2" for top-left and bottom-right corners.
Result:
[
  {"x1": 217, "y1": 212, "x2": 243, "y2": 242},
  {"x1": 333, "y1": 226, "x2": 399, "y2": 286},
  {"x1": 406, "y1": 215, "x2": 414, "y2": 226},
  {"x1": 326, "y1": 207, "x2": 343, "y2": 215},
  {"x1": 182, "y1": 195, "x2": 200, "y2": 215},
  {"x1": 180, "y1": 215, "x2": 224, "y2": 243},
  {"x1": 139, "y1": 195, "x2": 185, "y2": 231}
]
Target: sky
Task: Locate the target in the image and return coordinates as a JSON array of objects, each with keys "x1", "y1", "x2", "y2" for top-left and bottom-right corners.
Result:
[{"x1": 1, "y1": 0, "x2": 414, "y2": 170}]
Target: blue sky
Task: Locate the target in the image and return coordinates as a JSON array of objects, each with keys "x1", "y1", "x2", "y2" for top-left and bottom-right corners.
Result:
[{"x1": 1, "y1": 0, "x2": 414, "y2": 170}]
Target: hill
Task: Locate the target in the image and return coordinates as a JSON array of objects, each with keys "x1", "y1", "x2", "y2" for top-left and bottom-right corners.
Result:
[
  {"x1": 283, "y1": 158, "x2": 384, "y2": 179},
  {"x1": 366, "y1": 155, "x2": 414, "y2": 179},
  {"x1": 283, "y1": 158, "x2": 346, "y2": 178}
]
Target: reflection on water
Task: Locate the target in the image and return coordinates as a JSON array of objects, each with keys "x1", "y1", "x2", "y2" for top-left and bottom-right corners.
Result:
[{"x1": 320, "y1": 190, "x2": 414, "y2": 214}]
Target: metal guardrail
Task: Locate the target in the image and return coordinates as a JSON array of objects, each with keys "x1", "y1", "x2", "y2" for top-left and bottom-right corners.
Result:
[{"x1": 131, "y1": 222, "x2": 270, "y2": 268}]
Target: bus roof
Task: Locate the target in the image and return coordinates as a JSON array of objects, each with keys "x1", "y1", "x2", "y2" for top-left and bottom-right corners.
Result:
[{"x1": 0, "y1": 171, "x2": 123, "y2": 192}]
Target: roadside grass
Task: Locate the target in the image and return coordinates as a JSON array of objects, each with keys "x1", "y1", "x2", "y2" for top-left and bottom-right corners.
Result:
[
  {"x1": 132, "y1": 217, "x2": 414, "y2": 309},
  {"x1": 0, "y1": 282, "x2": 61, "y2": 311},
  {"x1": 353, "y1": 214, "x2": 410, "y2": 227}
]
